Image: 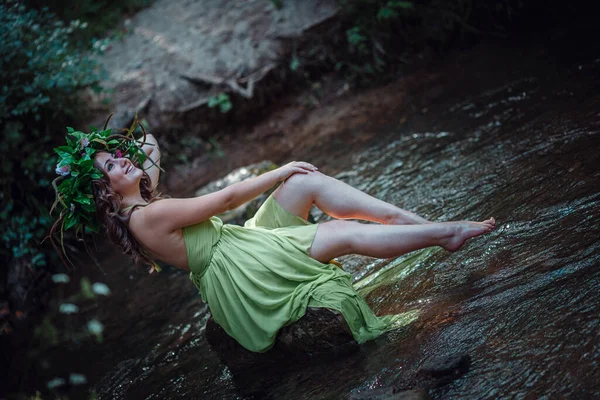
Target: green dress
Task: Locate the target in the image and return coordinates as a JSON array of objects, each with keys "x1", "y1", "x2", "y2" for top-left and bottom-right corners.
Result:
[{"x1": 185, "y1": 195, "x2": 414, "y2": 353}]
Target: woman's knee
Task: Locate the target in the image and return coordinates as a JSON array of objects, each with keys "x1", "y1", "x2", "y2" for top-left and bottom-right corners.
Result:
[
  {"x1": 279, "y1": 171, "x2": 323, "y2": 197},
  {"x1": 284, "y1": 170, "x2": 325, "y2": 187}
]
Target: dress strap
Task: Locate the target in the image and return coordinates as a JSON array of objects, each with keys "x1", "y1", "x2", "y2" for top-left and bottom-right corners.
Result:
[{"x1": 121, "y1": 203, "x2": 148, "y2": 213}]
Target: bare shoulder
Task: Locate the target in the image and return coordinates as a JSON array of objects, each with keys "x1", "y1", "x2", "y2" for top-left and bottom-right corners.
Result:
[
  {"x1": 129, "y1": 198, "x2": 200, "y2": 234},
  {"x1": 130, "y1": 199, "x2": 174, "y2": 232},
  {"x1": 130, "y1": 194, "x2": 230, "y2": 233},
  {"x1": 127, "y1": 201, "x2": 189, "y2": 269},
  {"x1": 126, "y1": 201, "x2": 179, "y2": 241}
]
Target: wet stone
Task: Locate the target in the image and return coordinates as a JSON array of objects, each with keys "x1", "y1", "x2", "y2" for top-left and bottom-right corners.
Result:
[
  {"x1": 349, "y1": 387, "x2": 431, "y2": 400},
  {"x1": 415, "y1": 353, "x2": 471, "y2": 388},
  {"x1": 205, "y1": 307, "x2": 359, "y2": 374}
]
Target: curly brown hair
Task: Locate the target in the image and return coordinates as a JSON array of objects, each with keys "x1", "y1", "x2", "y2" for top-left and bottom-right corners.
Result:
[{"x1": 92, "y1": 161, "x2": 161, "y2": 269}]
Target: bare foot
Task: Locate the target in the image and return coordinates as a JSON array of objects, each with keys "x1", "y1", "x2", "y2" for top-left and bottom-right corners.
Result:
[{"x1": 442, "y1": 217, "x2": 496, "y2": 252}]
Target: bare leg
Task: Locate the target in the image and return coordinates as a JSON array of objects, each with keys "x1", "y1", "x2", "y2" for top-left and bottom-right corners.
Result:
[
  {"x1": 309, "y1": 218, "x2": 496, "y2": 263},
  {"x1": 273, "y1": 171, "x2": 430, "y2": 225}
]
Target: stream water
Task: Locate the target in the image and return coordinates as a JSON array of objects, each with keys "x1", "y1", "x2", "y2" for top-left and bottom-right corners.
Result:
[{"x1": 33, "y1": 45, "x2": 600, "y2": 399}]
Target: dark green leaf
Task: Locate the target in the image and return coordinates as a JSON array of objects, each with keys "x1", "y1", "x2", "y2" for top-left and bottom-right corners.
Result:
[{"x1": 64, "y1": 214, "x2": 77, "y2": 230}]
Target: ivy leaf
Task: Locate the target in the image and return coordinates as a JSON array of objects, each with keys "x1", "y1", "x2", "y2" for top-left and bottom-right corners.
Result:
[
  {"x1": 90, "y1": 138, "x2": 108, "y2": 147},
  {"x1": 64, "y1": 214, "x2": 77, "y2": 230},
  {"x1": 58, "y1": 179, "x2": 72, "y2": 192},
  {"x1": 74, "y1": 193, "x2": 91, "y2": 205},
  {"x1": 80, "y1": 204, "x2": 96, "y2": 215},
  {"x1": 54, "y1": 145, "x2": 74, "y2": 155},
  {"x1": 76, "y1": 158, "x2": 93, "y2": 169},
  {"x1": 66, "y1": 135, "x2": 76, "y2": 148},
  {"x1": 59, "y1": 153, "x2": 76, "y2": 166}
]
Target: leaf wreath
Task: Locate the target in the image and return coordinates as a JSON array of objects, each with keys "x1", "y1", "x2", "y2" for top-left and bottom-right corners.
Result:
[{"x1": 47, "y1": 113, "x2": 163, "y2": 271}]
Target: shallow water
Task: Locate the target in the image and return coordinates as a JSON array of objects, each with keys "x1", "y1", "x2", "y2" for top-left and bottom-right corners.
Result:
[{"x1": 36, "y1": 49, "x2": 600, "y2": 399}]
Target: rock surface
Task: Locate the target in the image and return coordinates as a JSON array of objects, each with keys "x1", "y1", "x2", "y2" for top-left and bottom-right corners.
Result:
[
  {"x1": 205, "y1": 307, "x2": 358, "y2": 374},
  {"x1": 415, "y1": 353, "x2": 472, "y2": 389},
  {"x1": 349, "y1": 387, "x2": 431, "y2": 400},
  {"x1": 87, "y1": 0, "x2": 338, "y2": 130}
]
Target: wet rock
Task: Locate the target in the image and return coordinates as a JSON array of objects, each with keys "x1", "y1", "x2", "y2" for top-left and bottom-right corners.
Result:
[
  {"x1": 415, "y1": 353, "x2": 471, "y2": 388},
  {"x1": 205, "y1": 307, "x2": 358, "y2": 374},
  {"x1": 277, "y1": 307, "x2": 357, "y2": 356},
  {"x1": 349, "y1": 387, "x2": 431, "y2": 400}
]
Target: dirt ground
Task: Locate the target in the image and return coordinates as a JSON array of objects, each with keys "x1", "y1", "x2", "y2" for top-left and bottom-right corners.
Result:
[{"x1": 160, "y1": 37, "x2": 534, "y2": 197}]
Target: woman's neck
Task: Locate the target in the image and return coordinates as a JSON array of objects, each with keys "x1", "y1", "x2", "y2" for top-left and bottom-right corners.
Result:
[{"x1": 120, "y1": 195, "x2": 148, "y2": 210}]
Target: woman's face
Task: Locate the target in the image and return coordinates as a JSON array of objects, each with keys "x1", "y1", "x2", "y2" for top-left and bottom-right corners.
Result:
[{"x1": 94, "y1": 152, "x2": 143, "y2": 196}]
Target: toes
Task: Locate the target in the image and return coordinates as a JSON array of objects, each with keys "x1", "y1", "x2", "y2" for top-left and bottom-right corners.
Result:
[{"x1": 482, "y1": 217, "x2": 496, "y2": 227}]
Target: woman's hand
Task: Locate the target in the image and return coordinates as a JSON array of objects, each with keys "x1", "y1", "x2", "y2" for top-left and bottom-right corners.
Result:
[{"x1": 275, "y1": 161, "x2": 318, "y2": 181}]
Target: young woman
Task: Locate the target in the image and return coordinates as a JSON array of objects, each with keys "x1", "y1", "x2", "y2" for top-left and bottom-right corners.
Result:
[
  {"x1": 90, "y1": 133, "x2": 495, "y2": 352},
  {"x1": 54, "y1": 126, "x2": 495, "y2": 353}
]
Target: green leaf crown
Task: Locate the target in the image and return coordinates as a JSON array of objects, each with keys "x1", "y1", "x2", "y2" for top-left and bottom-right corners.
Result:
[{"x1": 50, "y1": 115, "x2": 150, "y2": 253}]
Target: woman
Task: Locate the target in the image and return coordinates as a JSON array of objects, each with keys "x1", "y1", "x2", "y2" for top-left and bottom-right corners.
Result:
[{"x1": 53, "y1": 123, "x2": 495, "y2": 353}]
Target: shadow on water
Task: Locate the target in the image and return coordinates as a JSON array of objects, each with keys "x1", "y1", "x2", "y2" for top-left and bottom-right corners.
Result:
[{"x1": 40, "y1": 40, "x2": 600, "y2": 399}]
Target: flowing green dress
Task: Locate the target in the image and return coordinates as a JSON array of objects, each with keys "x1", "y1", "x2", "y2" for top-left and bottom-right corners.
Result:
[{"x1": 185, "y1": 195, "x2": 414, "y2": 353}]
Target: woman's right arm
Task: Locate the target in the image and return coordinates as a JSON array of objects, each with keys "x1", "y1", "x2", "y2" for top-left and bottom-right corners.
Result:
[
  {"x1": 145, "y1": 162, "x2": 317, "y2": 232},
  {"x1": 138, "y1": 133, "x2": 161, "y2": 190}
]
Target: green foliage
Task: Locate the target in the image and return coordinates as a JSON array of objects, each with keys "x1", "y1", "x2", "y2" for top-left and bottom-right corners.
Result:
[
  {"x1": 332, "y1": 0, "x2": 522, "y2": 84},
  {"x1": 26, "y1": 0, "x2": 154, "y2": 44},
  {"x1": 0, "y1": 8, "x2": 101, "y2": 120},
  {"x1": 270, "y1": 0, "x2": 283, "y2": 10},
  {"x1": 0, "y1": 1, "x2": 103, "y2": 268},
  {"x1": 335, "y1": 0, "x2": 418, "y2": 82},
  {"x1": 208, "y1": 93, "x2": 233, "y2": 113},
  {"x1": 346, "y1": 26, "x2": 368, "y2": 55}
]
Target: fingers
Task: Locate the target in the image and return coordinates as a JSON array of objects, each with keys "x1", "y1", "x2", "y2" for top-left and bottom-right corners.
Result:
[
  {"x1": 288, "y1": 161, "x2": 318, "y2": 172},
  {"x1": 278, "y1": 161, "x2": 318, "y2": 181}
]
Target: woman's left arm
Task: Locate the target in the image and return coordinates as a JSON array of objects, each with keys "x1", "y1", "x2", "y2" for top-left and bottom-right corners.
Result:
[{"x1": 138, "y1": 134, "x2": 161, "y2": 190}]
